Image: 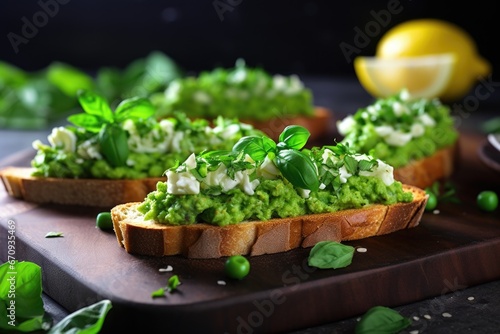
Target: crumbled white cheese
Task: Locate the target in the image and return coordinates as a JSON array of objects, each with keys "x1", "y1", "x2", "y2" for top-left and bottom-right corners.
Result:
[
  {"x1": 77, "y1": 140, "x2": 102, "y2": 160},
  {"x1": 166, "y1": 171, "x2": 200, "y2": 195},
  {"x1": 159, "y1": 265, "x2": 173, "y2": 272},
  {"x1": 48, "y1": 127, "x2": 76, "y2": 153},
  {"x1": 193, "y1": 91, "x2": 211, "y2": 104},
  {"x1": 257, "y1": 156, "x2": 280, "y2": 179},
  {"x1": 359, "y1": 158, "x2": 394, "y2": 186},
  {"x1": 336, "y1": 115, "x2": 356, "y2": 136},
  {"x1": 392, "y1": 101, "x2": 409, "y2": 116}
]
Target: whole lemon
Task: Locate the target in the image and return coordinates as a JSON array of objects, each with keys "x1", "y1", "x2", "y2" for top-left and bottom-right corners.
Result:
[{"x1": 376, "y1": 19, "x2": 491, "y2": 101}]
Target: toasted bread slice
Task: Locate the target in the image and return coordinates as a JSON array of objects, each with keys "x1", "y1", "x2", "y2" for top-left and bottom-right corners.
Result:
[
  {"x1": 111, "y1": 185, "x2": 427, "y2": 258},
  {"x1": 243, "y1": 106, "x2": 332, "y2": 141},
  {"x1": 0, "y1": 139, "x2": 448, "y2": 208},
  {"x1": 0, "y1": 167, "x2": 164, "y2": 208},
  {"x1": 393, "y1": 143, "x2": 459, "y2": 189}
]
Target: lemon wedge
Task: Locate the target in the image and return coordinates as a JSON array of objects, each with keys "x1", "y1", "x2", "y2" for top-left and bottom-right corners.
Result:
[
  {"x1": 354, "y1": 54, "x2": 456, "y2": 99},
  {"x1": 375, "y1": 19, "x2": 491, "y2": 101}
]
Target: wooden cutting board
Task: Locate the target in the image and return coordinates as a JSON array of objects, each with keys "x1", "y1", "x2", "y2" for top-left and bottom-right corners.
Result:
[{"x1": 1, "y1": 131, "x2": 499, "y2": 334}]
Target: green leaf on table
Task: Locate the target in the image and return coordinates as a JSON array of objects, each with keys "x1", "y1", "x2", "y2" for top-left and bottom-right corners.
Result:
[
  {"x1": 47, "y1": 299, "x2": 112, "y2": 334},
  {"x1": 355, "y1": 306, "x2": 412, "y2": 334},
  {"x1": 45, "y1": 231, "x2": 64, "y2": 238},
  {"x1": 308, "y1": 241, "x2": 354, "y2": 269},
  {"x1": 0, "y1": 261, "x2": 45, "y2": 332}
]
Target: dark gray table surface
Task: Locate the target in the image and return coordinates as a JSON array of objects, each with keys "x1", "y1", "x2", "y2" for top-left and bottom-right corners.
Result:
[{"x1": 1, "y1": 76, "x2": 499, "y2": 334}]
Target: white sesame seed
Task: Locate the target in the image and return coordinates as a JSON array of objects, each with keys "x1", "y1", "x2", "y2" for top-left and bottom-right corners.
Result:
[
  {"x1": 159, "y1": 265, "x2": 173, "y2": 272},
  {"x1": 409, "y1": 330, "x2": 419, "y2": 334},
  {"x1": 433, "y1": 209, "x2": 440, "y2": 214},
  {"x1": 424, "y1": 314, "x2": 431, "y2": 319},
  {"x1": 217, "y1": 280, "x2": 226, "y2": 286},
  {"x1": 413, "y1": 316, "x2": 420, "y2": 321},
  {"x1": 442, "y1": 312, "x2": 452, "y2": 318},
  {"x1": 356, "y1": 247, "x2": 368, "y2": 253},
  {"x1": 468, "y1": 296, "x2": 475, "y2": 301}
]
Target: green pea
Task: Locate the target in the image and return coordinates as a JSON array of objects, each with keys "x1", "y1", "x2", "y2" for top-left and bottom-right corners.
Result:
[
  {"x1": 425, "y1": 192, "x2": 438, "y2": 211},
  {"x1": 224, "y1": 255, "x2": 250, "y2": 280},
  {"x1": 477, "y1": 191, "x2": 498, "y2": 212},
  {"x1": 96, "y1": 212, "x2": 113, "y2": 229}
]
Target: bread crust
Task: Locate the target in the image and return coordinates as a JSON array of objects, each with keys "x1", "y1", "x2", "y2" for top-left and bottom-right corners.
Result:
[
  {"x1": 111, "y1": 185, "x2": 428, "y2": 258},
  {"x1": 393, "y1": 143, "x2": 458, "y2": 189},
  {"x1": 243, "y1": 106, "x2": 332, "y2": 141},
  {"x1": 0, "y1": 167, "x2": 163, "y2": 208}
]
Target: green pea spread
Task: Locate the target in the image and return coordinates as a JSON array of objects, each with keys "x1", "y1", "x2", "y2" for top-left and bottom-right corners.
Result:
[
  {"x1": 138, "y1": 142, "x2": 413, "y2": 226},
  {"x1": 337, "y1": 90, "x2": 459, "y2": 168},
  {"x1": 151, "y1": 59, "x2": 314, "y2": 121},
  {"x1": 31, "y1": 113, "x2": 263, "y2": 179}
]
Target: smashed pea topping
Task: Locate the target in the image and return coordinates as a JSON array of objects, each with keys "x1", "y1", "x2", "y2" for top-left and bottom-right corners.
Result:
[
  {"x1": 31, "y1": 112, "x2": 264, "y2": 179},
  {"x1": 151, "y1": 59, "x2": 315, "y2": 121},
  {"x1": 138, "y1": 127, "x2": 413, "y2": 226},
  {"x1": 337, "y1": 89, "x2": 459, "y2": 168}
]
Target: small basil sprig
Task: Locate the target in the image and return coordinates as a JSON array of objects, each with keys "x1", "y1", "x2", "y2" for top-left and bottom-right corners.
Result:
[
  {"x1": 233, "y1": 125, "x2": 319, "y2": 191},
  {"x1": 68, "y1": 90, "x2": 155, "y2": 167},
  {"x1": 355, "y1": 306, "x2": 412, "y2": 334}
]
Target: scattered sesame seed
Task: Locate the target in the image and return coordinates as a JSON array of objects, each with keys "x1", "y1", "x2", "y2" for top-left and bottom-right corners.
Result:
[
  {"x1": 442, "y1": 312, "x2": 452, "y2": 318},
  {"x1": 217, "y1": 280, "x2": 226, "y2": 286},
  {"x1": 159, "y1": 265, "x2": 173, "y2": 272},
  {"x1": 468, "y1": 296, "x2": 475, "y2": 301},
  {"x1": 424, "y1": 314, "x2": 431, "y2": 320},
  {"x1": 433, "y1": 209, "x2": 440, "y2": 214},
  {"x1": 413, "y1": 316, "x2": 420, "y2": 321},
  {"x1": 409, "y1": 330, "x2": 419, "y2": 334},
  {"x1": 356, "y1": 247, "x2": 368, "y2": 253}
]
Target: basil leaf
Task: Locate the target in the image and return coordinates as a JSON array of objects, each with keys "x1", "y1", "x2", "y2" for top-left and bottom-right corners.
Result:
[
  {"x1": 355, "y1": 306, "x2": 411, "y2": 334},
  {"x1": 279, "y1": 125, "x2": 310, "y2": 150},
  {"x1": 47, "y1": 299, "x2": 112, "y2": 334},
  {"x1": 46, "y1": 62, "x2": 94, "y2": 97},
  {"x1": 343, "y1": 155, "x2": 358, "y2": 174},
  {"x1": 308, "y1": 241, "x2": 354, "y2": 269},
  {"x1": 45, "y1": 231, "x2": 64, "y2": 238},
  {"x1": 99, "y1": 124, "x2": 129, "y2": 167},
  {"x1": 232, "y1": 136, "x2": 276, "y2": 162},
  {"x1": 276, "y1": 149, "x2": 319, "y2": 191},
  {"x1": 168, "y1": 274, "x2": 180, "y2": 291},
  {"x1": 77, "y1": 90, "x2": 114, "y2": 123},
  {"x1": 0, "y1": 261, "x2": 44, "y2": 332},
  {"x1": 113, "y1": 96, "x2": 155, "y2": 123},
  {"x1": 151, "y1": 287, "x2": 166, "y2": 298},
  {"x1": 67, "y1": 113, "x2": 103, "y2": 133}
]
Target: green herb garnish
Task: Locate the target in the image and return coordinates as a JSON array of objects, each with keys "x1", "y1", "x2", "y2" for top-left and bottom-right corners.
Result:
[
  {"x1": 307, "y1": 241, "x2": 355, "y2": 269},
  {"x1": 68, "y1": 90, "x2": 155, "y2": 167},
  {"x1": 355, "y1": 306, "x2": 412, "y2": 334},
  {"x1": 233, "y1": 124, "x2": 319, "y2": 191},
  {"x1": 151, "y1": 275, "x2": 181, "y2": 298},
  {"x1": 45, "y1": 231, "x2": 64, "y2": 238}
]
